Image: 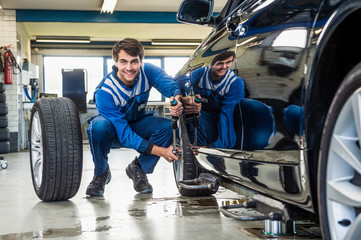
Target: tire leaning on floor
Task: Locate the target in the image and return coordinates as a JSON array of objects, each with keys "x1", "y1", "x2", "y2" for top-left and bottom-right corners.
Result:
[{"x1": 29, "y1": 97, "x2": 83, "y2": 201}]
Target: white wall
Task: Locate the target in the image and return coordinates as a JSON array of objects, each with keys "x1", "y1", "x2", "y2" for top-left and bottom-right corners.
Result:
[{"x1": 0, "y1": 10, "x2": 31, "y2": 151}]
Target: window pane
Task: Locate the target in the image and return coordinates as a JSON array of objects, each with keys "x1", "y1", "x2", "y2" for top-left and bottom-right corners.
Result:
[
  {"x1": 107, "y1": 58, "x2": 113, "y2": 73},
  {"x1": 164, "y1": 57, "x2": 189, "y2": 77},
  {"x1": 144, "y1": 58, "x2": 162, "y2": 101},
  {"x1": 43, "y1": 56, "x2": 103, "y2": 103}
]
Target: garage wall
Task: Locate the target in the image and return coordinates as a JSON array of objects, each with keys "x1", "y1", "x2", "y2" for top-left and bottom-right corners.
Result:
[{"x1": 0, "y1": 10, "x2": 31, "y2": 152}]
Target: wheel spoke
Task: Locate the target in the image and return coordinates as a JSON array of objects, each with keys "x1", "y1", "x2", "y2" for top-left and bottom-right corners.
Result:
[
  {"x1": 33, "y1": 155, "x2": 43, "y2": 187},
  {"x1": 327, "y1": 179, "x2": 361, "y2": 207},
  {"x1": 344, "y1": 213, "x2": 361, "y2": 240},
  {"x1": 32, "y1": 113, "x2": 42, "y2": 139},
  {"x1": 31, "y1": 139, "x2": 42, "y2": 150},
  {"x1": 331, "y1": 134, "x2": 361, "y2": 175},
  {"x1": 30, "y1": 111, "x2": 43, "y2": 189}
]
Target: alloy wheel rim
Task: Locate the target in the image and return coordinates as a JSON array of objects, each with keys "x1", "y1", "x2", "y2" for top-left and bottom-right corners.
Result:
[
  {"x1": 31, "y1": 111, "x2": 43, "y2": 189},
  {"x1": 327, "y1": 88, "x2": 361, "y2": 239}
]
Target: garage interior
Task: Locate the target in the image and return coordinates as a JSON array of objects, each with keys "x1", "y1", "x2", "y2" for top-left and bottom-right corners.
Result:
[{"x1": 0, "y1": 0, "x2": 322, "y2": 239}]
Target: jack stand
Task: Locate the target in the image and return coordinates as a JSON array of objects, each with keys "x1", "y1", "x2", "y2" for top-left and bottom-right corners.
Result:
[{"x1": 0, "y1": 156, "x2": 8, "y2": 169}]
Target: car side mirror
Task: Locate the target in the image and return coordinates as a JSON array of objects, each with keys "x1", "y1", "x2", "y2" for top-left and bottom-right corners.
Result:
[{"x1": 177, "y1": 0, "x2": 214, "y2": 25}]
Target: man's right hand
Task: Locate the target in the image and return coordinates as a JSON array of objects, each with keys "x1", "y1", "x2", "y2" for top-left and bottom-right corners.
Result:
[
  {"x1": 162, "y1": 145, "x2": 179, "y2": 163},
  {"x1": 182, "y1": 94, "x2": 202, "y2": 114},
  {"x1": 150, "y1": 145, "x2": 179, "y2": 163}
]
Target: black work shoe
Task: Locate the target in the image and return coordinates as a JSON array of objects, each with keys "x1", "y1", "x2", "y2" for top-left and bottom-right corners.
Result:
[
  {"x1": 126, "y1": 157, "x2": 153, "y2": 194},
  {"x1": 86, "y1": 167, "x2": 112, "y2": 196}
]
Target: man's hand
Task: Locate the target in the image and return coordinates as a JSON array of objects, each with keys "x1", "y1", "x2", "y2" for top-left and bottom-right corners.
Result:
[
  {"x1": 162, "y1": 146, "x2": 180, "y2": 163},
  {"x1": 151, "y1": 145, "x2": 179, "y2": 163},
  {"x1": 182, "y1": 94, "x2": 202, "y2": 115},
  {"x1": 169, "y1": 95, "x2": 183, "y2": 117}
]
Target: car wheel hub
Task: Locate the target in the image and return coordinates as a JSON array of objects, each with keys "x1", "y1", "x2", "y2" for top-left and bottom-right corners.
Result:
[
  {"x1": 31, "y1": 111, "x2": 43, "y2": 189},
  {"x1": 327, "y1": 88, "x2": 361, "y2": 239}
]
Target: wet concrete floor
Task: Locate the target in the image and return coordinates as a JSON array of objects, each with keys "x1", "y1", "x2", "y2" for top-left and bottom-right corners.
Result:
[{"x1": 0, "y1": 147, "x2": 321, "y2": 239}]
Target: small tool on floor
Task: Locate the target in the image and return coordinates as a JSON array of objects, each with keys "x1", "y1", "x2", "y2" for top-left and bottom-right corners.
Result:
[{"x1": 0, "y1": 156, "x2": 8, "y2": 169}]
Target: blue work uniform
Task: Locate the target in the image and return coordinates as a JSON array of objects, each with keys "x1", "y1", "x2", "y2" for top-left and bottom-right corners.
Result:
[
  {"x1": 178, "y1": 66, "x2": 245, "y2": 148},
  {"x1": 88, "y1": 63, "x2": 181, "y2": 175}
]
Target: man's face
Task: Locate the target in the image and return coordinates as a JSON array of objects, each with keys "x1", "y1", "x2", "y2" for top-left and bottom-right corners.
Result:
[
  {"x1": 115, "y1": 50, "x2": 141, "y2": 87},
  {"x1": 211, "y1": 56, "x2": 234, "y2": 81}
]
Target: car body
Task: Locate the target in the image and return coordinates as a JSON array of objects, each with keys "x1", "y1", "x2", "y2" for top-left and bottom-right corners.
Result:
[{"x1": 173, "y1": 0, "x2": 361, "y2": 239}]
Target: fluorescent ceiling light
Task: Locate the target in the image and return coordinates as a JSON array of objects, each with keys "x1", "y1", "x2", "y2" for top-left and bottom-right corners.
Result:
[
  {"x1": 36, "y1": 36, "x2": 91, "y2": 43},
  {"x1": 101, "y1": 0, "x2": 117, "y2": 14},
  {"x1": 151, "y1": 39, "x2": 202, "y2": 46}
]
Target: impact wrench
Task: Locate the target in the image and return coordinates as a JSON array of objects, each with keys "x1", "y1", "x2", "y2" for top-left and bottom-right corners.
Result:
[
  {"x1": 171, "y1": 99, "x2": 180, "y2": 155},
  {"x1": 193, "y1": 96, "x2": 208, "y2": 146}
]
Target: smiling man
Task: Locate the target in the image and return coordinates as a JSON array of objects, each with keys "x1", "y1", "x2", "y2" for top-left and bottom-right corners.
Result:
[{"x1": 86, "y1": 38, "x2": 183, "y2": 196}]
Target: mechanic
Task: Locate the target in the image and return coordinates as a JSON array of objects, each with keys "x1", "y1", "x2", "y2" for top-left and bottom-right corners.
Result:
[
  {"x1": 176, "y1": 51, "x2": 245, "y2": 148},
  {"x1": 86, "y1": 38, "x2": 183, "y2": 196}
]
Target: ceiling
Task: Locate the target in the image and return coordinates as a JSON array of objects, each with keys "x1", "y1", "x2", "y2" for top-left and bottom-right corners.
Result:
[{"x1": 1, "y1": 0, "x2": 228, "y2": 48}]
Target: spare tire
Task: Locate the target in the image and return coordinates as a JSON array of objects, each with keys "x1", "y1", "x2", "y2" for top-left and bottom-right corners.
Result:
[{"x1": 29, "y1": 97, "x2": 83, "y2": 201}]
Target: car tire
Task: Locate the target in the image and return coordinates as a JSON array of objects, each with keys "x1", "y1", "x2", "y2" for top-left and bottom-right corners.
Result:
[
  {"x1": 0, "y1": 103, "x2": 8, "y2": 116},
  {"x1": 173, "y1": 114, "x2": 215, "y2": 197},
  {"x1": 0, "y1": 93, "x2": 6, "y2": 103},
  {"x1": 0, "y1": 116, "x2": 8, "y2": 128},
  {"x1": 0, "y1": 83, "x2": 5, "y2": 93},
  {"x1": 0, "y1": 128, "x2": 9, "y2": 141},
  {"x1": 0, "y1": 141, "x2": 10, "y2": 153},
  {"x1": 318, "y1": 62, "x2": 361, "y2": 240},
  {"x1": 29, "y1": 97, "x2": 83, "y2": 201}
]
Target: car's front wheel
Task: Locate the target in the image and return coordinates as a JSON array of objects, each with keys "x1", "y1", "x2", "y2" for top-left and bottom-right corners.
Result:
[
  {"x1": 318, "y1": 62, "x2": 361, "y2": 240},
  {"x1": 173, "y1": 114, "x2": 215, "y2": 197}
]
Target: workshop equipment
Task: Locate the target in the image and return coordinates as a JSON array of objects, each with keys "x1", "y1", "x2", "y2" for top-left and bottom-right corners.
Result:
[
  {"x1": 0, "y1": 47, "x2": 21, "y2": 85},
  {"x1": 62, "y1": 69, "x2": 88, "y2": 113},
  {"x1": 0, "y1": 156, "x2": 7, "y2": 169},
  {"x1": 22, "y1": 62, "x2": 39, "y2": 103},
  {"x1": 171, "y1": 99, "x2": 179, "y2": 155}
]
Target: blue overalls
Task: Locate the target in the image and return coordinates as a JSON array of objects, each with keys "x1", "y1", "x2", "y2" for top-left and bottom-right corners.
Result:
[
  {"x1": 88, "y1": 63, "x2": 181, "y2": 175},
  {"x1": 177, "y1": 66, "x2": 245, "y2": 148},
  {"x1": 177, "y1": 67, "x2": 275, "y2": 150}
]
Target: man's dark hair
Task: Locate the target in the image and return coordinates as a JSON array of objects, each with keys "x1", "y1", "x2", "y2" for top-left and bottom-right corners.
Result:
[
  {"x1": 112, "y1": 38, "x2": 145, "y2": 62},
  {"x1": 211, "y1": 51, "x2": 236, "y2": 66}
]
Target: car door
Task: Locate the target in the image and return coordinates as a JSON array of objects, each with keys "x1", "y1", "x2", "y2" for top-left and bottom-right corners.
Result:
[{"x1": 192, "y1": 0, "x2": 323, "y2": 207}]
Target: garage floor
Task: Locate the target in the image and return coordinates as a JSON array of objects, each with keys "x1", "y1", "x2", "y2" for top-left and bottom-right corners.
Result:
[{"x1": 0, "y1": 146, "x2": 321, "y2": 240}]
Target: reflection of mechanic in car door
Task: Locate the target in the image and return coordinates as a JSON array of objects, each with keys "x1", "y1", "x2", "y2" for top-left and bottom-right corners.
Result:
[{"x1": 176, "y1": 51, "x2": 245, "y2": 148}]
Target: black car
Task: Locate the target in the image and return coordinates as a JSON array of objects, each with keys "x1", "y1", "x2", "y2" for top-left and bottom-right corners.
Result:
[{"x1": 172, "y1": 0, "x2": 361, "y2": 239}]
